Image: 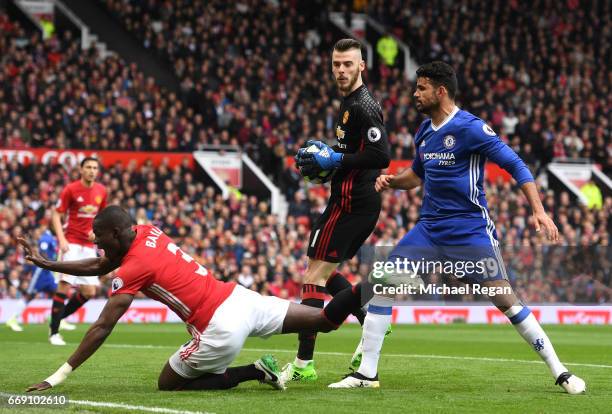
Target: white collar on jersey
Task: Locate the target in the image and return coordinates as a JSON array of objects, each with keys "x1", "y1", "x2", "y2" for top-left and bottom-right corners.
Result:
[{"x1": 430, "y1": 106, "x2": 459, "y2": 131}]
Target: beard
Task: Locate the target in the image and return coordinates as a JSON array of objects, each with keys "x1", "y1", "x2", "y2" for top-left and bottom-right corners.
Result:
[
  {"x1": 336, "y1": 70, "x2": 359, "y2": 94},
  {"x1": 416, "y1": 97, "x2": 440, "y2": 115}
]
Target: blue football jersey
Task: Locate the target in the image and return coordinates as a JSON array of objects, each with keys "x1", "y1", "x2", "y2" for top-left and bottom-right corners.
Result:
[
  {"x1": 412, "y1": 107, "x2": 533, "y2": 221},
  {"x1": 38, "y1": 229, "x2": 58, "y2": 261}
]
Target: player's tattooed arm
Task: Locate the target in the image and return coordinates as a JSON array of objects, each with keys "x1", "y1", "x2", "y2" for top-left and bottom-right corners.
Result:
[{"x1": 18, "y1": 237, "x2": 120, "y2": 276}]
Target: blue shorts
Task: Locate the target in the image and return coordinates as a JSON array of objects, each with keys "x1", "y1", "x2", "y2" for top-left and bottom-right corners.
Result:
[
  {"x1": 27, "y1": 268, "x2": 57, "y2": 295},
  {"x1": 388, "y1": 218, "x2": 508, "y2": 282}
]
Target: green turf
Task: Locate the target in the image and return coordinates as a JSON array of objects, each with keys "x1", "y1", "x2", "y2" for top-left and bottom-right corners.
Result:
[{"x1": 1, "y1": 323, "x2": 610, "y2": 413}]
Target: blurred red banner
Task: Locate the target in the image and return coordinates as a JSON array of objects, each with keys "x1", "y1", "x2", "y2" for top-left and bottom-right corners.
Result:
[{"x1": 0, "y1": 148, "x2": 193, "y2": 168}]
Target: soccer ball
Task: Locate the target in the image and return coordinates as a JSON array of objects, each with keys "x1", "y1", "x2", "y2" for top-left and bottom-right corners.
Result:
[{"x1": 299, "y1": 144, "x2": 336, "y2": 184}]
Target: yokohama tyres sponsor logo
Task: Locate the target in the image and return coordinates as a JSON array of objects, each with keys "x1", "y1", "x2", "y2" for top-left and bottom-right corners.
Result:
[
  {"x1": 413, "y1": 308, "x2": 469, "y2": 324},
  {"x1": 557, "y1": 310, "x2": 610, "y2": 324},
  {"x1": 486, "y1": 308, "x2": 541, "y2": 324},
  {"x1": 119, "y1": 307, "x2": 169, "y2": 323},
  {"x1": 23, "y1": 307, "x2": 85, "y2": 324}
]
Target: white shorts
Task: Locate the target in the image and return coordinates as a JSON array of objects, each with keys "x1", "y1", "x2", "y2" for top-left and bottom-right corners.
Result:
[
  {"x1": 169, "y1": 285, "x2": 290, "y2": 378},
  {"x1": 60, "y1": 243, "x2": 100, "y2": 286}
]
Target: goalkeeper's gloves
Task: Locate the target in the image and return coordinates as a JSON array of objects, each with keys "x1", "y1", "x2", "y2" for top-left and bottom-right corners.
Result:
[
  {"x1": 295, "y1": 140, "x2": 343, "y2": 170},
  {"x1": 304, "y1": 139, "x2": 325, "y2": 148}
]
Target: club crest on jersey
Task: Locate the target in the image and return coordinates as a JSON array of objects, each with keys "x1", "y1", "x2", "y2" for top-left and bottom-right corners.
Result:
[
  {"x1": 482, "y1": 124, "x2": 496, "y2": 136},
  {"x1": 342, "y1": 110, "x2": 349, "y2": 124},
  {"x1": 367, "y1": 127, "x2": 381, "y2": 142},
  {"x1": 112, "y1": 277, "x2": 124, "y2": 292},
  {"x1": 336, "y1": 125, "x2": 345, "y2": 140},
  {"x1": 95, "y1": 195, "x2": 103, "y2": 204},
  {"x1": 443, "y1": 135, "x2": 456, "y2": 149}
]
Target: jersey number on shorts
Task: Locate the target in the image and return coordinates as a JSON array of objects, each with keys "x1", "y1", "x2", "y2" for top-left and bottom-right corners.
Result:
[{"x1": 167, "y1": 243, "x2": 208, "y2": 277}]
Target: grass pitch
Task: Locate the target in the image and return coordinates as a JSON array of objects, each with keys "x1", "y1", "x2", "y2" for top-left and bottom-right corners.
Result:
[{"x1": 1, "y1": 323, "x2": 610, "y2": 413}]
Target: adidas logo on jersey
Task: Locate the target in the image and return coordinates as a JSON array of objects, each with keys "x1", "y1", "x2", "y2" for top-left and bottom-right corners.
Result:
[{"x1": 77, "y1": 196, "x2": 84, "y2": 202}]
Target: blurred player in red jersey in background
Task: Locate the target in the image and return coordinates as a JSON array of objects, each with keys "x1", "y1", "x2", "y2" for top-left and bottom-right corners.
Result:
[{"x1": 49, "y1": 157, "x2": 107, "y2": 345}]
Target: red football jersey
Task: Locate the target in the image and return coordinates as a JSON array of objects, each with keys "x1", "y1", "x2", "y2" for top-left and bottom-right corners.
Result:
[
  {"x1": 55, "y1": 181, "x2": 107, "y2": 247},
  {"x1": 111, "y1": 225, "x2": 236, "y2": 333}
]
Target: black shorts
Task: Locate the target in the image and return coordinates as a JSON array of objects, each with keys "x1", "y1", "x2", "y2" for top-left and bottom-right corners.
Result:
[{"x1": 307, "y1": 203, "x2": 379, "y2": 263}]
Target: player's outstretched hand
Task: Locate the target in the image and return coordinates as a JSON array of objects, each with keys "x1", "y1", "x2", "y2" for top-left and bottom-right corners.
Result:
[
  {"x1": 533, "y1": 212, "x2": 559, "y2": 243},
  {"x1": 26, "y1": 381, "x2": 52, "y2": 392},
  {"x1": 375, "y1": 174, "x2": 394, "y2": 192},
  {"x1": 17, "y1": 237, "x2": 48, "y2": 267}
]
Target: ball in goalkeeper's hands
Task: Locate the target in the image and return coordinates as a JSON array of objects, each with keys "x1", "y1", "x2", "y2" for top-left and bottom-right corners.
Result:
[{"x1": 299, "y1": 144, "x2": 336, "y2": 184}]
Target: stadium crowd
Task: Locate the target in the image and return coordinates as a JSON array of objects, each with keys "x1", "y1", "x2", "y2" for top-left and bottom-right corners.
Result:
[
  {"x1": 4, "y1": 0, "x2": 609, "y2": 182},
  {"x1": 0, "y1": 158, "x2": 610, "y2": 303},
  {"x1": 101, "y1": 0, "x2": 611, "y2": 176},
  {"x1": 364, "y1": 0, "x2": 611, "y2": 173}
]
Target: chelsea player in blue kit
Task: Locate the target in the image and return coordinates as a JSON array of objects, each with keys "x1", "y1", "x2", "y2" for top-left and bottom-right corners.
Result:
[
  {"x1": 6, "y1": 227, "x2": 59, "y2": 332},
  {"x1": 330, "y1": 62, "x2": 586, "y2": 394}
]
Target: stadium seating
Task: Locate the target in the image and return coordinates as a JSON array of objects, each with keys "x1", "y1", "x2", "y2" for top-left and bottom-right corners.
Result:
[
  {"x1": 100, "y1": 0, "x2": 422, "y2": 160},
  {"x1": 365, "y1": 0, "x2": 611, "y2": 174},
  {"x1": 100, "y1": 0, "x2": 610, "y2": 174}
]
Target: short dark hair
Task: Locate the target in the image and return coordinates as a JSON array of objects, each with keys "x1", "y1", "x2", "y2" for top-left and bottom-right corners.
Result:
[
  {"x1": 333, "y1": 38, "x2": 362, "y2": 53},
  {"x1": 416, "y1": 61, "x2": 458, "y2": 99},
  {"x1": 80, "y1": 156, "x2": 99, "y2": 168},
  {"x1": 94, "y1": 205, "x2": 132, "y2": 229}
]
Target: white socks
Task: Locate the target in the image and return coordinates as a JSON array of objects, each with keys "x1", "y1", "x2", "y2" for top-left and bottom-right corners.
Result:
[
  {"x1": 505, "y1": 305, "x2": 567, "y2": 379},
  {"x1": 357, "y1": 296, "x2": 393, "y2": 378},
  {"x1": 294, "y1": 358, "x2": 312, "y2": 368}
]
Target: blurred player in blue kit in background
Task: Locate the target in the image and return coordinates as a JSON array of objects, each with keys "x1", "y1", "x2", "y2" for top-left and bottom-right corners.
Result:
[{"x1": 6, "y1": 226, "x2": 59, "y2": 332}]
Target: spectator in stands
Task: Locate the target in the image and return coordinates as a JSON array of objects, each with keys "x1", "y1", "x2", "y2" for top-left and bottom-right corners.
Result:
[{"x1": 581, "y1": 180, "x2": 603, "y2": 210}]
